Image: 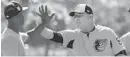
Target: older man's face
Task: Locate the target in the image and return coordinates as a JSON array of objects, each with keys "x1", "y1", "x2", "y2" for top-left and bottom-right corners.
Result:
[{"x1": 73, "y1": 12, "x2": 93, "y2": 30}]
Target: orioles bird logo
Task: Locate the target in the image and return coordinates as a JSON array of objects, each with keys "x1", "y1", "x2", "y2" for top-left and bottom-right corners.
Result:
[{"x1": 94, "y1": 39, "x2": 108, "y2": 52}]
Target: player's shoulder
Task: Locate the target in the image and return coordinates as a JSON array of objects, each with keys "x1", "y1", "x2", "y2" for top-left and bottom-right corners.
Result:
[
  {"x1": 96, "y1": 25, "x2": 114, "y2": 32},
  {"x1": 60, "y1": 29, "x2": 77, "y2": 34},
  {"x1": 2, "y1": 28, "x2": 20, "y2": 41},
  {"x1": 121, "y1": 32, "x2": 130, "y2": 39},
  {"x1": 96, "y1": 25, "x2": 117, "y2": 39}
]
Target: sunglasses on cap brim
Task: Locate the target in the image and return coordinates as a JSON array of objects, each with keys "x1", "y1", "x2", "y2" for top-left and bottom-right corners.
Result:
[{"x1": 69, "y1": 11, "x2": 92, "y2": 17}]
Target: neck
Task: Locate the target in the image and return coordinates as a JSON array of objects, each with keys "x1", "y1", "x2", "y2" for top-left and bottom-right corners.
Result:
[
  {"x1": 8, "y1": 21, "x2": 19, "y2": 34},
  {"x1": 81, "y1": 25, "x2": 95, "y2": 34}
]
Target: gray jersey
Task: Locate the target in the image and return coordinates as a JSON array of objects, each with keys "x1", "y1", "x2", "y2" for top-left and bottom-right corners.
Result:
[
  {"x1": 51, "y1": 25, "x2": 125, "y2": 56},
  {"x1": 1, "y1": 28, "x2": 25, "y2": 56},
  {"x1": 1, "y1": 8, "x2": 28, "y2": 56},
  {"x1": 120, "y1": 32, "x2": 130, "y2": 55}
]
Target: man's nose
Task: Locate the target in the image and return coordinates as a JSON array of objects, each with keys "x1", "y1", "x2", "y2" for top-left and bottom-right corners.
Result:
[{"x1": 75, "y1": 18, "x2": 81, "y2": 24}]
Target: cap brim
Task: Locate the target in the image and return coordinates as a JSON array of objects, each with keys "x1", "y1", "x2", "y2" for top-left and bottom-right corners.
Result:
[{"x1": 69, "y1": 12, "x2": 76, "y2": 16}]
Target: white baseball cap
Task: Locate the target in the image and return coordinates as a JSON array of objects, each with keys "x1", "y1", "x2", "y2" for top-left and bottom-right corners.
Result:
[{"x1": 69, "y1": 4, "x2": 93, "y2": 16}]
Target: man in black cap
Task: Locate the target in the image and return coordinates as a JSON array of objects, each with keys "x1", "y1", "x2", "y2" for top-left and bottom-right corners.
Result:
[
  {"x1": 28, "y1": 4, "x2": 126, "y2": 56},
  {"x1": 2, "y1": 1, "x2": 27, "y2": 56}
]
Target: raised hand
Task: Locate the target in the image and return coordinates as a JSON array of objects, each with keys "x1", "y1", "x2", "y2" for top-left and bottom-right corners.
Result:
[{"x1": 36, "y1": 5, "x2": 55, "y2": 25}]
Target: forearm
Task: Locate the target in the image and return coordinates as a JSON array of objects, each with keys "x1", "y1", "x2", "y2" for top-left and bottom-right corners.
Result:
[
  {"x1": 27, "y1": 23, "x2": 54, "y2": 39},
  {"x1": 41, "y1": 27, "x2": 54, "y2": 39},
  {"x1": 27, "y1": 23, "x2": 45, "y2": 36},
  {"x1": 27, "y1": 22, "x2": 64, "y2": 43},
  {"x1": 33, "y1": 24, "x2": 46, "y2": 34}
]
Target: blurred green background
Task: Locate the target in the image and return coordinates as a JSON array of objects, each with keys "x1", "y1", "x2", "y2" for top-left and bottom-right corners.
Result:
[{"x1": 1, "y1": 0, "x2": 130, "y2": 56}]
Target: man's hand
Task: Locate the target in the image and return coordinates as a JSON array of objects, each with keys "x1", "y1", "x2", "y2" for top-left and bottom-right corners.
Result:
[{"x1": 36, "y1": 5, "x2": 55, "y2": 25}]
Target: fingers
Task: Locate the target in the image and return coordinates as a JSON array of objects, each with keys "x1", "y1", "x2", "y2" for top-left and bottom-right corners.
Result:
[
  {"x1": 39, "y1": 6, "x2": 42, "y2": 14},
  {"x1": 38, "y1": 5, "x2": 51, "y2": 18},
  {"x1": 39, "y1": 5, "x2": 49, "y2": 15},
  {"x1": 35, "y1": 11, "x2": 41, "y2": 17},
  {"x1": 45, "y1": 5, "x2": 48, "y2": 14},
  {"x1": 39, "y1": 5, "x2": 45, "y2": 14},
  {"x1": 32, "y1": 11, "x2": 41, "y2": 16},
  {"x1": 51, "y1": 13, "x2": 55, "y2": 19},
  {"x1": 41, "y1": 5, "x2": 44, "y2": 13}
]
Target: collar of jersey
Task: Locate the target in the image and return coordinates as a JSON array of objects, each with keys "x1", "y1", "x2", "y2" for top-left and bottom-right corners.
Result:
[{"x1": 81, "y1": 26, "x2": 96, "y2": 34}]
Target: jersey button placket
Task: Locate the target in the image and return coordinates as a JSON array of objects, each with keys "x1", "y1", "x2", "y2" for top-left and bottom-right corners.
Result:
[{"x1": 82, "y1": 33, "x2": 91, "y2": 55}]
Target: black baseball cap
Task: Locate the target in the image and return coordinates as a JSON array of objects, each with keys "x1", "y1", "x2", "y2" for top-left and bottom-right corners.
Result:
[
  {"x1": 4, "y1": 1, "x2": 22, "y2": 19},
  {"x1": 69, "y1": 4, "x2": 93, "y2": 16}
]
